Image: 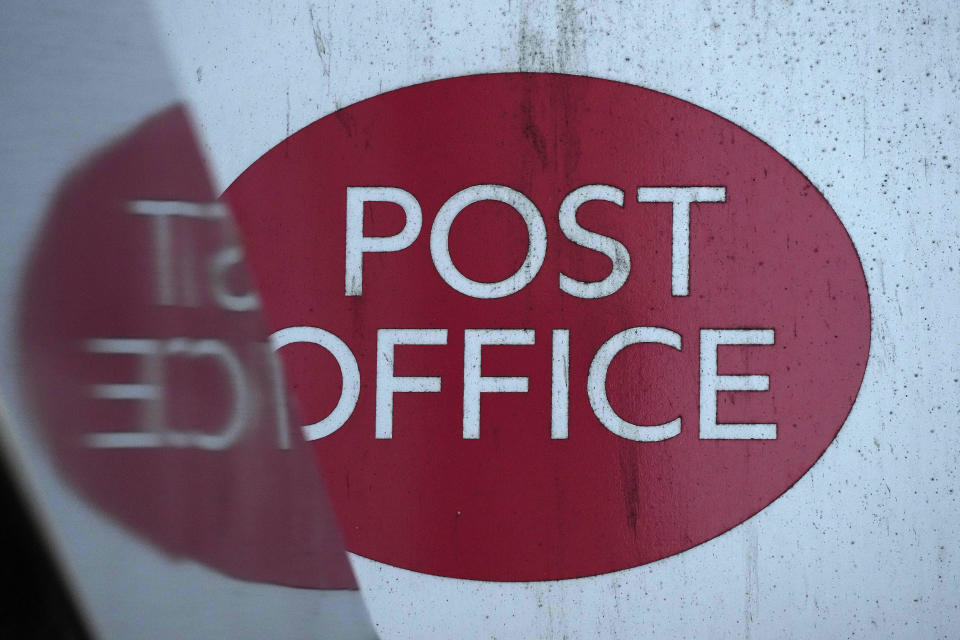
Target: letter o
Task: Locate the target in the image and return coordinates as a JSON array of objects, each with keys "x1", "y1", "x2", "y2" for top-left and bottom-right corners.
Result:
[
  {"x1": 270, "y1": 326, "x2": 359, "y2": 441},
  {"x1": 430, "y1": 185, "x2": 547, "y2": 298}
]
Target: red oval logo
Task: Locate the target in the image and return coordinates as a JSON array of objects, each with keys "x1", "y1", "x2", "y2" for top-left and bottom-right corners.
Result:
[{"x1": 226, "y1": 73, "x2": 870, "y2": 581}]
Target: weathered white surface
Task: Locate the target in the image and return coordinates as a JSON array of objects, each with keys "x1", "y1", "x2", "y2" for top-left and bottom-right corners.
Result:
[{"x1": 149, "y1": 1, "x2": 960, "y2": 638}]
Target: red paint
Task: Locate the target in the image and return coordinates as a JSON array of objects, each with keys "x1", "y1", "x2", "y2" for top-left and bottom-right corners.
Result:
[
  {"x1": 19, "y1": 107, "x2": 356, "y2": 589},
  {"x1": 226, "y1": 74, "x2": 870, "y2": 581}
]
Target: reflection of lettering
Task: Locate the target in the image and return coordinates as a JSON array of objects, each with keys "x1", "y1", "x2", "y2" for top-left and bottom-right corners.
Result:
[
  {"x1": 127, "y1": 200, "x2": 259, "y2": 310},
  {"x1": 87, "y1": 338, "x2": 164, "y2": 448},
  {"x1": 82, "y1": 202, "x2": 281, "y2": 450},
  {"x1": 209, "y1": 246, "x2": 259, "y2": 311},
  {"x1": 84, "y1": 338, "x2": 291, "y2": 450}
]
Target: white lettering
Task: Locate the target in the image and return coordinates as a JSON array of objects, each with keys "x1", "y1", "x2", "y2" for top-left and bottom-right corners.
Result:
[
  {"x1": 551, "y1": 329, "x2": 570, "y2": 439},
  {"x1": 587, "y1": 327, "x2": 682, "y2": 441},
  {"x1": 558, "y1": 185, "x2": 630, "y2": 298},
  {"x1": 270, "y1": 326, "x2": 360, "y2": 441},
  {"x1": 699, "y1": 329, "x2": 776, "y2": 439},
  {"x1": 376, "y1": 329, "x2": 447, "y2": 439},
  {"x1": 637, "y1": 186, "x2": 726, "y2": 296},
  {"x1": 463, "y1": 329, "x2": 535, "y2": 438},
  {"x1": 345, "y1": 187, "x2": 422, "y2": 296},
  {"x1": 431, "y1": 185, "x2": 547, "y2": 298}
]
